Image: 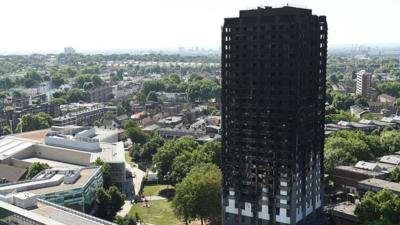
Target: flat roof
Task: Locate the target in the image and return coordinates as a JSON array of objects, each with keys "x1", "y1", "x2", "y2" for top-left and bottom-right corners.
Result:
[
  {"x1": 94, "y1": 128, "x2": 121, "y2": 142},
  {"x1": 21, "y1": 157, "x2": 83, "y2": 169},
  {"x1": 334, "y1": 166, "x2": 386, "y2": 176},
  {"x1": 29, "y1": 168, "x2": 99, "y2": 195},
  {"x1": 0, "y1": 201, "x2": 65, "y2": 225},
  {"x1": 358, "y1": 178, "x2": 400, "y2": 192},
  {"x1": 12, "y1": 129, "x2": 50, "y2": 143},
  {"x1": 0, "y1": 164, "x2": 26, "y2": 182},
  {"x1": 99, "y1": 142, "x2": 125, "y2": 163},
  {"x1": 329, "y1": 201, "x2": 357, "y2": 218},
  {"x1": 0, "y1": 137, "x2": 34, "y2": 160},
  {"x1": 33, "y1": 202, "x2": 106, "y2": 225}
]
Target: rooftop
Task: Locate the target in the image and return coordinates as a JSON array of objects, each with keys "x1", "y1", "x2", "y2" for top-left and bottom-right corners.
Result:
[
  {"x1": 328, "y1": 201, "x2": 357, "y2": 219},
  {"x1": 0, "y1": 201, "x2": 65, "y2": 225},
  {"x1": 0, "y1": 137, "x2": 34, "y2": 160},
  {"x1": 379, "y1": 155, "x2": 400, "y2": 165},
  {"x1": 21, "y1": 157, "x2": 83, "y2": 169},
  {"x1": 33, "y1": 202, "x2": 106, "y2": 225},
  {"x1": 99, "y1": 142, "x2": 125, "y2": 163},
  {"x1": 29, "y1": 167, "x2": 99, "y2": 195},
  {"x1": 334, "y1": 165, "x2": 386, "y2": 177},
  {"x1": 0, "y1": 164, "x2": 27, "y2": 183},
  {"x1": 358, "y1": 178, "x2": 400, "y2": 193},
  {"x1": 12, "y1": 129, "x2": 50, "y2": 143}
]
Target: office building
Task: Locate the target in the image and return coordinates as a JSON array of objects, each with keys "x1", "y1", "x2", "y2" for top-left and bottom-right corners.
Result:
[
  {"x1": 355, "y1": 70, "x2": 372, "y2": 97},
  {"x1": 221, "y1": 6, "x2": 327, "y2": 225}
]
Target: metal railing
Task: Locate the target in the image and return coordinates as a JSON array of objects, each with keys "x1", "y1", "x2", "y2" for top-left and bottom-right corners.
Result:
[{"x1": 37, "y1": 199, "x2": 117, "y2": 225}]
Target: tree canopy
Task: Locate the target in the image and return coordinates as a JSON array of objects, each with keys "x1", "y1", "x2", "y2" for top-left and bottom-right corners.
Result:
[
  {"x1": 124, "y1": 121, "x2": 149, "y2": 145},
  {"x1": 355, "y1": 189, "x2": 400, "y2": 225},
  {"x1": 16, "y1": 113, "x2": 53, "y2": 132},
  {"x1": 152, "y1": 137, "x2": 221, "y2": 184},
  {"x1": 26, "y1": 162, "x2": 50, "y2": 179},
  {"x1": 324, "y1": 130, "x2": 395, "y2": 173},
  {"x1": 172, "y1": 164, "x2": 222, "y2": 225},
  {"x1": 96, "y1": 186, "x2": 125, "y2": 220},
  {"x1": 187, "y1": 78, "x2": 220, "y2": 102}
]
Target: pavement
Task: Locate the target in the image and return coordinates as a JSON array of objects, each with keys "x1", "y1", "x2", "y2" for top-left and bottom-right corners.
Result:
[
  {"x1": 143, "y1": 195, "x2": 166, "y2": 201},
  {"x1": 117, "y1": 160, "x2": 146, "y2": 217},
  {"x1": 117, "y1": 200, "x2": 133, "y2": 217},
  {"x1": 128, "y1": 162, "x2": 146, "y2": 196}
]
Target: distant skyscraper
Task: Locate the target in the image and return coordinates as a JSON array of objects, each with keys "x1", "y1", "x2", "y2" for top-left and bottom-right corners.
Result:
[
  {"x1": 356, "y1": 70, "x2": 372, "y2": 97},
  {"x1": 64, "y1": 47, "x2": 76, "y2": 54},
  {"x1": 221, "y1": 6, "x2": 327, "y2": 225}
]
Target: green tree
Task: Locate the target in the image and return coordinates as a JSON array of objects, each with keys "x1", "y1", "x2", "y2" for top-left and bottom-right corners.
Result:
[
  {"x1": 355, "y1": 189, "x2": 400, "y2": 225},
  {"x1": 114, "y1": 215, "x2": 137, "y2": 225},
  {"x1": 376, "y1": 81, "x2": 400, "y2": 97},
  {"x1": 83, "y1": 82, "x2": 95, "y2": 90},
  {"x1": 153, "y1": 136, "x2": 198, "y2": 181},
  {"x1": 49, "y1": 97, "x2": 67, "y2": 106},
  {"x1": 391, "y1": 166, "x2": 400, "y2": 182},
  {"x1": 1, "y1": 126, "x2": 12, "y2": 136},
  {"x1": 26, "y1": 162, "x2": 50, "y2": 179},
  {"x1": 140, "y1": 80, "x2": 165, "y2": 96},
  {"x1": 146, "y1": 91, "x2": 158, "y2": 102},
  {"x1": 50, "y1": 74, "x2": 66, "y2": 87},
  {"x1": 96, "y1": 186, "x2": 125, "y2": 221},
  {"x1": 172, "y1": 164, "x2": 222, "y2": 225},
  {"x1": 109, "y1": 186, "x2": 125, "y2": 212},
  {"x1": 187, "y1": 78, "x2": 220, "y2": 102},
  {"x1": 199, "y1": 141, "x2": 221, "y2": 167},
  {"x1": 380, "y1": 130, "x2": 400, "y2": 154},
  {"x1": 169, "y1": 149, "x2": 212, "y2": 184},
  {"x1": 96, "y1": 187, "x2": 113, "y2": 220},
  {"x1": 124, "y1": 122, "x2": 149, "y2": 145},
  {"x1": 66, "y1": 88, "x2": 88, "y2": 103},
  {"x1": 140, "y1": 135, "x2": 165, "y2": 162},
  {"x1": 17, "y1": 113, "x2": 53, "y2": 132},
  {"x1": 93, "y1": 158, "x2": 112, "y2": 188},
  {"x1": 324, "y1": 131, "x2": 376, "y2": 173}
]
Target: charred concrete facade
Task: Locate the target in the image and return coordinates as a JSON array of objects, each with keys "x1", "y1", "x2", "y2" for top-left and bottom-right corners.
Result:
[{"x1": 221, "y1": 6, "x2": 327, "y2": 225}]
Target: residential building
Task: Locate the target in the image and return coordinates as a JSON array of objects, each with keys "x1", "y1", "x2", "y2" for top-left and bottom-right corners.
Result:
[
  {"x1": 349, "y1": 105, "x2": 367, "y2": 118},
  {"x1": 332, "y1": 165, "x2": 387, "y2": 194},
  {"x1": 221, "y1": 6, "x2": 327, "y2": 225},
  {"x1": 87, "y1": 83, "x2": 113, "y2": 103},
  {"x1": 53, "y1": 103, "x2": 116, "y2": 126},
  {"x1": 378, "y1": 94, "x2": 396, "y2": 105},
  {"x1": 355, "y1": 70, "x2": 372, "y2": 97}
]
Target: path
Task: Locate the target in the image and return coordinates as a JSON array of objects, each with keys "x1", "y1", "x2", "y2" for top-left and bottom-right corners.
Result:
[{"x1": 117, "y1": 160, "x2": 146, "y2": 217}]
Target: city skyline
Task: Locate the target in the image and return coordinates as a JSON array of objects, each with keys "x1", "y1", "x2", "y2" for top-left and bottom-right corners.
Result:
[{"x1": 0, "y1": 0, "x2": 399, "y2": 54}]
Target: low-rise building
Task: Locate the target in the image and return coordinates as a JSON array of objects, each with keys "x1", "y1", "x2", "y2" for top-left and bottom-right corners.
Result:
[
  {"x1": 326, "y1": 202, "x2": 358, "y2": 225},
  {"x1": 358, "y1": 178, "x2": 400, "y2": 196},
  {"x1": 350, "y1": 105, "x2": 368, "y2": 118},
  {"x1": 87, "y1": 83, "x2": 113, "y2": 103},
  {"x1": 0, "y1": 167, "x2": 102, "y2": 213},
  {"x1": 157, "y1": 116, "x2": 183, "y2": 128},
  {"x1": 378, "y1": 94, "x2": 396, "y2": 105},
  {"x1": 53, "y1": 103, "x2": 116, "y2": 126},
  {"x1": 333, "y1": 165, "x2": 387, "y2": 193}
]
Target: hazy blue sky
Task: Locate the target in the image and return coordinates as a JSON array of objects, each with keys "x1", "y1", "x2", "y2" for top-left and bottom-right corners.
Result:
[{"x1": 0, "y1": 0, "x2": 399, "y2": 53}]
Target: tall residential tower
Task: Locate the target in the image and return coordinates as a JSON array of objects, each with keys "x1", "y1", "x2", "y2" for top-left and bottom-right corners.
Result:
[
  {"x1": 355, "y1": 70, "x2": 372, "y2": 97},
  {"x1": 221, "y1": 6, "x2": 327, "y2": 225}
]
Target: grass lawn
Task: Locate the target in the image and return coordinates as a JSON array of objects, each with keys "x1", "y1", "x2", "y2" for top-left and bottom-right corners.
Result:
[
  {"x1": 129, "y1": 199, "x2": 181, "y2": 225},
  {"x1": 143, "y1": 184, "x2": 173, "y2": 196},
  {"x1": 125, "y1": 151, "x2": 133, "y2": 163}
]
